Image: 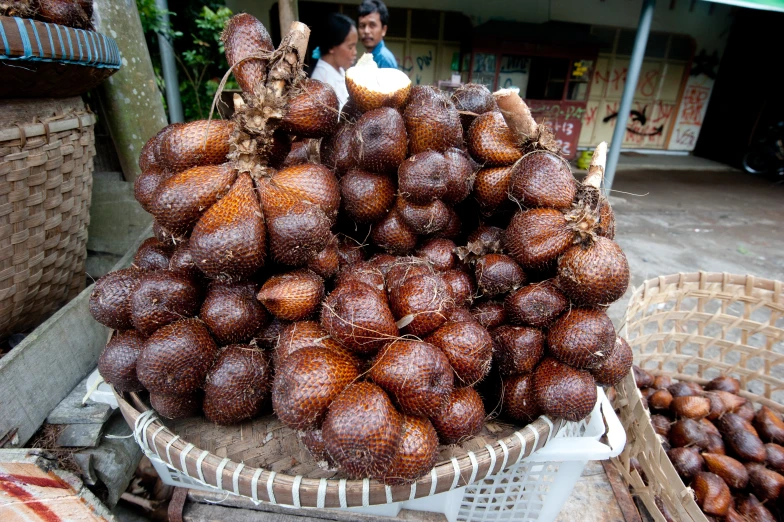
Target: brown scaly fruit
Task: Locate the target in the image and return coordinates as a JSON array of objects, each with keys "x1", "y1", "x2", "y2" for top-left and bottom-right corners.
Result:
[
  {"x1": 501, "y1": 373, "x2": 541, "y2": 423},
  {"x1": 203, "y1": 345, "x2": 271, "y2": 425},
  {"x1": 150, "y1": 163, "x2": 237, "y2": 237},
  {"x1": 221, "y1": 13, "x2": 274, "y2": 96},
  {"x1": 668, "y1": 418, "x2": 709, "y2": 448},
  {"x1": 321, "y1": 280, "x2": 398, "y2": 354},
  {"x1": 130, "y1": 271, "x2": 201, "y2": 337},
  {"x1": 765, "y1": 443, "x2": 784, "y2": 473},
  {"x1": 272, "y1": 346, "x2": 360, "y2": 430},
  {"x1": 508, "y1": 152, "x2": 577, "y2": 210},
  {"x1": 667, "y1": 447, "x2": 704, "y2": 481},
  {"x1": 169, "y1": 241, "x2": 201, "y2": 279},
  {"x1": 382, "y1": 415, "x2": 439, "y2": 485},
  {"x1": 344, "y1": 53, "x2": 411, "y2": 112},
  {"x1": 158, "y1": 120, "x2": 234, "y2": 174},
  {"x1": 134, "y1": 165, "x2": 170, "y2": 213},
  {"x1": 320, "y1": 122, "x2": 355, "y2": 174},
  {"x1": 89, "y1": 268, "x2": 141, "y2": 330},
  {"x1": 257, "y1": 269, "x2": 324, "y2": 321},
  {"x1": 417, "y1": 239, "x2": 457, "y2": 272},
  {"x1": 442, "y1": 148, "x2": 476, "y2": 204},
  {"x1": 280, "y1": 79, "x2": 339, "y2": 138},
  {"x1": 442, "y1": 269, "x2": 476, "y2": 307},
  {"x1": 336, "y1": 235, "x2": 366, "y2": 267},
  {"x1": 650, "y1": 414, "x2": 671, "y2": 437},
  {"x1": 547, "y1": 308, "x2": 616, "y2": 370},
  {"x1": 200, "y1": 282, "x2": 267, "y2": 345},
  {"x1": 371, "y1": 208, "x2": 418, "y2": 255},
  {"x1": 503, "y1": 208, "x2": 573, "y2": 270},
  {"x1": 133, "y1": 237, "x2": 173, "y2": 271},
  {"x1": 430, "y1": 387, "x2": 485, "y2": 445},
  {"x1": 257, "y1": 163, "x2": 340, "y2": 223},
  {"x1": 253, "y1": 317, "x2": 286, "y2": 350},
  {"x1": 434, "y1": 207, "x2": 461, "y2": 240},
  {"x1": 504, "y1": 280, "x2": 568, "y2": 328},
  {"x1": 267, "y1": 202, "x2": 332, "y2": 266},
  {"x1": 352, "y1": 107, "x2": 408, "y2": 174},
  {"x1": 736, "y1": 495, "x2": 776, "y2": 522},
  {"x1": 404, "y1": 85, "x2": 463, "y2": 155},
  {"x1": 274, "y1": 320, "x2": 355, "y2": 367},
  {"x1": 632, "y1": 365, "x2": 654, "y2": 388},
  {"x1": 427, "y1": 321, "x2": 493, "y2": 386},
  {"x1": 452, "y1": 83, "x2": 497, "y2": 131},
  {"x1": 299, "y1": 429, "x2": 334, "y2": 464},
  {"x1": 492, "y1": 325, "x2": 545, "y2": 377},
  {"x1": 370, "y1": 340, "x2": 454, "y2": 417},
  {"x1": 340, "y1": 169, "x2": 396, "y2": 224},
  {"x1": 384, "y1": 256, "x2": 435, "y2": 294},
  {"x1": 389, "y1": 273, "x2": 452, "y2": 337},
  {"x1": 282, "y1": 139, "x2": 313, "y2": 167},
  {"x1": 475, "y1": 253, "x2": 526, "y2": 297},
  {"x1": 670, "y1": 396, "x2": 711, "y2": 419},
  {"x1": 322, "y1": 382, "x2": 404, "y2": 478},
  {"x1": 189, "y1": 173, "x2": 267, "y2": 280},
  {"x1": 446, "y1": 307, "x2": 477, "y2": 324},
  {"x1": 668, "y1": 381, "x2": 703, "y2": 398},
  {"x1": 591, "y1": 337, "x2": 633, "y2": 387},
  {"x1": 98, "y1": 331, "x2": 146, "y2": 393},
  {"x1": 649, "y1": 389, "x2": 673, "y2": 410},
  {"x1": 397, "y1": 198, "x2": 451, "y2": 235},
  {"x1": 467, "y1": 112, "x2": 522, "y2": 167},
  {"x1": 533, "y1": 357, "x2": 597, "y2": 422},
  {"x1": 705, "y1": 375, "x2": 741, "y2": 394},
  {"x1": 457, "y1": 225, "x2": 505, "y2": 262},
  {"x1": 150, "y1": 392, "x2": 202, "y2": 420},
  {"x1": 397, "y1": 151, "x2": 448, "y2": 203},
  {"x1": 334, "y1": 261, "x2": 386, "y2": 298},
  {"x1": 471, "y1": 300, "x2": 506, "y2": 329},
  {"x1": 557, "y1": 236, "x2": 630, "y2": 306},
  {"x1": 307, "y1": 235, "x2": 340, "y2": 279},
  {"x1": 36, "y1": 0, "x2": 92, "y2": 29},
  {"x1": 717, "y1": 413, "x2": 767, "y2": 462},
  {"x1": 754, "y1": 405, "x2": 784, "y2": 444},
  {"x1": 745, "y1": 463, "x2": 784, "y2": 502},
  {"x1": 474, "y1": 165, "x2": 515, "y2": 215},
  {"x1": 692, "y1": 471, "x2": 731, "y2": 516},
  {"x1": 137, "y1": 318, "x2": 218, "y2": 395},
  {"x1": 702, "y1": 453, "x2": 748, "y2": 489}
]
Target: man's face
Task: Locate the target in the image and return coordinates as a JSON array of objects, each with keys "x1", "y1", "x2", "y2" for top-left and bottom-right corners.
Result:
[{"x1": 358, "y1": 12, "x2": 387, "y2": 51}]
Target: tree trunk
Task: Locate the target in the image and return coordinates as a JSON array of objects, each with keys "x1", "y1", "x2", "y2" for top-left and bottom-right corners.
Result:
[
  {"x1": 92, "y1": 0, "x2": 168, "y2": 182},
  {"x1": 278, "y1": 0, "x2": 299, "y2": 43}
]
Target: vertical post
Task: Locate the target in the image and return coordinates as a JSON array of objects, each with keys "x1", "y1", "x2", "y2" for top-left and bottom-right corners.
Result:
[
  {"x1": 92, "y1": 0, "x2": 168, "y2": 182},
  {"x1": 604, "y1": 0, "x2": 656, "y2": 194},
  {"x1": 278, "y1": 0, "x2": 299, "y2": 42},
  {"x1": 155, "y1": 0, "x2": 184, "y2": 123}
]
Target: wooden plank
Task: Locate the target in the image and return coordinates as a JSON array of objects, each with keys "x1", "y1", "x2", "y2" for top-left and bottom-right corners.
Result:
[
  {"x1": 0, "y1": 228, "x2": 149, "y2": 448},
  {"x1": 184, "y1": 501, "x2": 447, "y2": 522},
  {"x1": 0, "y1": 449, "x2": 114, "y2": 521},
  {"x1": 47, "y1": 374, "x2": 113, "y2": 425},
  {"x1": 602, "y1": 460, "x2": 643, "y2": 522}
]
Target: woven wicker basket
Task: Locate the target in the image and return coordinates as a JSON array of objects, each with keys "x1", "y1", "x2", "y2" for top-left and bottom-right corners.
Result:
[
  {"x1": 611, "y1": 272, "x2": 784, "y2": 522},
  {"x1": 0, "y1": 97, "x2": 95, "y2": 339},
  {"x1": 115, "y1": 388, "x2": 571, "y2": 510}
]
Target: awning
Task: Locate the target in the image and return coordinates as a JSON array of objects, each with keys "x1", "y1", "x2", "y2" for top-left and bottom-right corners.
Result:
[{"x1": 702, "y1": 0, "x2": 784, "y2": 12}]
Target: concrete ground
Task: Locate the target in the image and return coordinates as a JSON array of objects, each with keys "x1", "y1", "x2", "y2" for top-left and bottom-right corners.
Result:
[{"x1": 604, "y1": 167, "x2": 784, "y2": 326}]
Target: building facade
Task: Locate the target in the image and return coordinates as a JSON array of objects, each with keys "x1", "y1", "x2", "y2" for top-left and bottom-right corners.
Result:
[{"x1": 227, "y1": 0, "x2": 733, "y2": 155}]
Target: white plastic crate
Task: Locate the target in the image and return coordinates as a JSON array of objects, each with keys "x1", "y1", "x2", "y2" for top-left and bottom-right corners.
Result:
[{"x1": 149, "y1": 387, "x2": 624, "y2": 522}]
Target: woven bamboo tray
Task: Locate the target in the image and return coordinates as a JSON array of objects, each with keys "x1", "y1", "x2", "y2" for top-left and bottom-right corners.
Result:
[
  {"x1": 0, "y1": 97, "x2": 95, "y2": 339},
  {"x1": 115, "y1": 388, "x2": 569, "y2": 509},
  {"x1": 0, "y1": 16, "x2": 121, "y2": 97},
  {"x1": 611, "y1": 272, "x2": 784, "y2": 522}
]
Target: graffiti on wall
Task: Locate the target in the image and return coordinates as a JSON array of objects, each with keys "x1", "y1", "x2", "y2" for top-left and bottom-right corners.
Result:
[{"x1": 667, "y1": 48, "x2": 717, "y2": 151}]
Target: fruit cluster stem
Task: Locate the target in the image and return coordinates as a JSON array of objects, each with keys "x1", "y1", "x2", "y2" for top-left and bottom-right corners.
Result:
[{"x1": 493, "y1": 89, "x2": 539, "y2": 140}]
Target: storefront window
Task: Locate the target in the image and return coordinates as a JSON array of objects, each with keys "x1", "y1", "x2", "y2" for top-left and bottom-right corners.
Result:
[
  {"x1": 567, "y1": 60, "x2": 593, "y2": 101},
  {"x1": 472, "y1": 53, "x2": 496, "y2": 90},
  {"x1": 526, "y1": 57, "x2": 569, "y2": 100}
]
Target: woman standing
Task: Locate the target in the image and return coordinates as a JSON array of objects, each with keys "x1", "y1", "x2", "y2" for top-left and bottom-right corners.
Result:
[{"x1": 310, "y1": 13, "x2": 357, "y2": 110}]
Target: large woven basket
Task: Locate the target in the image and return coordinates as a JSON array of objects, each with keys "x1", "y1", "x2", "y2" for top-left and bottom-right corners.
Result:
[
  {"x1": 115, "y1": 388, "x2": 572, "y2": 510},
  {"x1": 611, "y1": 272, "x2": 784, "y2": 522},
  {"x1": 0, "y1": 97, "x2": 95, "y2": 339}
]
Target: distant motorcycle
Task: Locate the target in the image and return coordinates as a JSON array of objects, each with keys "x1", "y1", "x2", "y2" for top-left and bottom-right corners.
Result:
[{"x1": 743, "y1": 121, "x2": 784, "y2": 178}]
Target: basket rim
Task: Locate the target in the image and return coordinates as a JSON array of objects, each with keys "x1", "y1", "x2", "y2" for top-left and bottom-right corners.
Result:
[
  {"x1": 114, "y1": 388, "x2": 566, "y2": 509},
  {"x1": 614, "y1": 270, "x2": 784, "y2": 522}
]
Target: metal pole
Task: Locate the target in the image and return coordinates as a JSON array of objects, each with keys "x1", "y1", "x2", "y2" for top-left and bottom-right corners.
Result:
[
  {"x1": 604, "y1": 0, "x2": 656, "y2": 194},
  {"x1": 155, "y1": 0, "x2": 184, "y2": 123}
]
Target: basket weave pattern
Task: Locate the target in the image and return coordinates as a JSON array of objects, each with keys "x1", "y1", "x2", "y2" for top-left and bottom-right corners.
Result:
[
  {"x1": 0, "y1": 101, "x2": 94, "y2": 338},
  {"x1": 117, "y1": 390, "x2": 569, "y2": 509},
  {"x1": 612, "y1": 272, "x2": 784, "y2": 522}
]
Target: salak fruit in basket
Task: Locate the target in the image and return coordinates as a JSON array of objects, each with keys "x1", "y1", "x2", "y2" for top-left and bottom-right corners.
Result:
[
  {"x1": 89, "y1": 12, "x2": 634, "y2": 483},
  {"x1": 633, "y1": 369, "x2": 784, "y2": 520}
]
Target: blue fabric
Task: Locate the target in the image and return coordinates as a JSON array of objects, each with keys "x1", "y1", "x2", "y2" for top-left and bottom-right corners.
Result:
[
  {"x1": 371, "y1": 40, "x2": 397, "y2": 69},
  {"x1": 311, "y1": 46, "x2": 321, "y2": 60}
]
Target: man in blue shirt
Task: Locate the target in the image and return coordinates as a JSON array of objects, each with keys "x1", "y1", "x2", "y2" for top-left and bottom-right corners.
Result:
[{"x1": 358, "y1": 0, "x2": 397, "y2": 69}]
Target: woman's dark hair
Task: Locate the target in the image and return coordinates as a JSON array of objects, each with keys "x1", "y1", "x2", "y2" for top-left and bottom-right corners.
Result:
[
  {"x1": 314, "y1": 13, "x2": 356, "y2": 55},
  {"x1": 358, "y1": 0, "x2": 389, "y2": 27}
]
